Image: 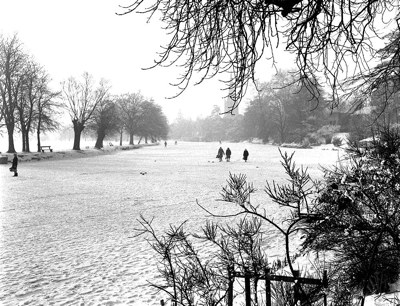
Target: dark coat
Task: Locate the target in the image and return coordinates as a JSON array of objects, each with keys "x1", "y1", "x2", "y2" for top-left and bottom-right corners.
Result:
[
  {"x1": 12, "y1": 155, "x2": 18, "y2": 168},
  {"x1": 226, "y1": 148, "x2": 231, "y2": 157},
  {"x1": 243, "y1": 149, "x2": 249, "y2": 160},
  {"x1": 217, "y1": 147, "x2": 224, "y2": 158}
]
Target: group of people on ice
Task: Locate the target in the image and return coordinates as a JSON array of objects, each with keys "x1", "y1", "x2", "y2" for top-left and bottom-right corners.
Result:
[{"x1": 216, "y1": 147, "x2": 249, "y2": 162}]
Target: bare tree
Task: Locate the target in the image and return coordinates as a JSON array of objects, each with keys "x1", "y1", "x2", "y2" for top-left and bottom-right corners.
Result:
[
  {"x1": 118, "y1": 1, "x2": 398, "y2": 109},
  {"x1": 16, "y1": 59, "x2": 36, "y2": 152},
  {"x1": 117, "y1": 92, "x2": 143, "y2": 145},
  {"x1": 16, "y1": 59, "x2": 59, "y2": 152},
  {"x1": 35, "y1": 73, "x2": 60, "y2": 153},
  {"x1": 271, "y1": 98, "x2": 288, "y2": 144},
  {"x1": 62, "y1": 72, "x2": 110, "y2": 150},
  {"x1": 88, "y1": 98, "x2": 120, "y2": 149},
  {"x1": 0, "y1": 34, "x2": 27, "y2": 153}
]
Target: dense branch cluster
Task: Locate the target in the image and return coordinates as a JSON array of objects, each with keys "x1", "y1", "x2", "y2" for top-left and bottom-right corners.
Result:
[{"x1": 119, "y1": 0, "x2": 399, "y2": 109}]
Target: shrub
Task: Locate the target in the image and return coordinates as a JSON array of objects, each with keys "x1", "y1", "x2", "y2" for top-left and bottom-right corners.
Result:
[
  {"x1": 301, "y1": 137, "x2": 311, "y2": 148},
  {"x1": 307, "y1": 134, "x2": 319, "y2": 145},
  {"x1": 139, "y1": 127, "x2": 400, "y2": 305},
  {"x1": 331, "y1": 136, "x2": 342, "y2": 147},
  {"x1": 281, "y1": 142, "x2": 302, "y2": 148},
  {"x1": 313, "y1": 125, "x2": 341, "y2": 144},
  {"x1": 303, "y1": 126, "x2": 400, "y2": 301}
]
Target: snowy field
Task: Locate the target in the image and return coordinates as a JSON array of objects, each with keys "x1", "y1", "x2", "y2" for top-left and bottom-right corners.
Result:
[{"x1": 0, "y1": 142, "x2": 343, "y2": 305}]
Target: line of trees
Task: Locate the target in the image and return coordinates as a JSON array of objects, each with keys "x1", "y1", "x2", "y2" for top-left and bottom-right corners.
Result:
[
  {"x1": 170, "y1": 69, "x2": 398, "y2": 145},
  {"x1": 0, "y1": 34, "x2": 169, "y2": 153},
  {"x1": 170, "y1": 71, "x2": 339, "y2": 145},
  {"x1": 0, "y1": 34, "x2": 60, "y2": 153}
]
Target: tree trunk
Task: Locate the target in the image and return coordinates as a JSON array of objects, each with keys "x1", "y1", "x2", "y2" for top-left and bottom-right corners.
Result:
[
  {"x1": 20, "y1": 125, "x2": 30, "y2": 152},
  {"x1": 72, "y1": 120, "x2": 85, "y2": 150},
  {"x1": 19, "y1": 115, "x2": 29, "y2": 152},
  {"x1": 37, "y1": 128, "x2": 41, "y2": 152},
  {"x1": 6, "y1": 125, "x2": 16, "y2": 153},
  {"x1": 280, "y1": 132, "x2": 286, "y2": 144},
  {"x1": 119, "y1": 129, "x2": 123, "y2": 146},
  {"x1": 145, "y1": 136, "x2": 148, "y2": 144},
  {"x1": 25, "y1": 118, "x2": 33, "y2": 152},
  {"x1": 138, "y1": 136, "x2": 142, "y2": 144},
  {"x1": 24, "y1": 132, "x2": 30, "y2": 152},
  {"x1": 95, "y1": 130, "x2": 106, "y2": 149},
  {"x1": 21, "y1": 128, "x2": 26, "y2": 152},
  {"x1": 129, "y1": 133, "x2": 134, "y2": 145},
  {"x1": 37, "y1": 117, "x2": 42, "y2": 152}
]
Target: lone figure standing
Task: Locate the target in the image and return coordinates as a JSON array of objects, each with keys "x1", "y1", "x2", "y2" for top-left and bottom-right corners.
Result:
[
  {"x1": 225, "y1": 147, "x2": 231, "y2": 162},
  {"x1": 11, "y1": 153, "x2": 18, "y2": 176},
  {"x1": 243, "y1": 149, "x2": 249, "y2": 162}
]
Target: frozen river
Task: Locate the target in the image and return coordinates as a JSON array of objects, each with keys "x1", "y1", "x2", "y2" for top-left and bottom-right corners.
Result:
[{"x1": 0, "y1": 142, "x2": 341, "y2": 305}]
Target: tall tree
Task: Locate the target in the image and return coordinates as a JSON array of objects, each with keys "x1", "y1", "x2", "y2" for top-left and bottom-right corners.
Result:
[
  {"x1": 117, "y1": 92, "x2": 143, "y2": 145},
  {"x1": 198, "y1": 105, "x2": 224, "y2": 142},
  {"x1": 271, "y1": 72, "x2": 327, "y2": 143},
  {"x1": 169, "y1": 113, "x2": 198, "y2": 141},
  {"x1": 16, "y1": 60, "x2": 59, "y2": 152},
  {"x1": 62, "y1": 72, "x2": 110, "y2": 150},
  {"x1": 35, "y1": 76, "x2": 60, "y2": 153},
  {"x1": 136, "y1": 100, "x2": 169, "y2": 143},
  {"x1": 242, "y1": 72, "x2": 327, "y2": 144},
  {"x1": 88, "y1": 98, "x2": 120, "y2": 149},
  {"x1": 243, "y1": 83, "x2": 275, "y2": 143},
  {"x1": 16, "y1": 59, "x2": 35, "y2": 152},
  {"x1": 0, "y1": 34, "x2": 27, "y2": 153}
]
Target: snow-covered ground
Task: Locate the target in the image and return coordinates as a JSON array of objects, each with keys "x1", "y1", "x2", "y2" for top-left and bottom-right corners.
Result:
[{"x1": 0, "y1": 142, "x2": 348, "y2": 305}]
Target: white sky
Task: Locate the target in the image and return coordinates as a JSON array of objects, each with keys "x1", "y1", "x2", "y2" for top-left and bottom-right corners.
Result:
[{"x1": 0, "y1": 0, "x2": 296, "y2": 123}]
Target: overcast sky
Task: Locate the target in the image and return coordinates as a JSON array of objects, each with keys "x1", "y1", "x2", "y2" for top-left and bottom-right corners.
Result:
[{"x1": 0, "y1": 0, "x2": 296, "y2": 122}]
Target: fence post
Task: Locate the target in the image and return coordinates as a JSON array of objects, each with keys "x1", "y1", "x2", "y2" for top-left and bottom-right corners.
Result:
[
  {"x1": 227, "y1": 265, "x2": 234, "y2": 306},
  {"x1": 244, "y1": 268, "x2": 252, "y2": 306},
  {"x1": 292, "y1": 270, "x2": 300, "y2": 303},
  {"x1": 264, "y1": 268, "x2": 272, "y2": 306},
  {"x1": 323, "y1": 270, "x2": 328, "y2": 306}
]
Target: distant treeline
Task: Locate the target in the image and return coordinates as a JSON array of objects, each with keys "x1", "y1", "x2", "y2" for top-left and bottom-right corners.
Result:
[{"x1": 170, "y1": 71, "x2": 398, "y2": 145}]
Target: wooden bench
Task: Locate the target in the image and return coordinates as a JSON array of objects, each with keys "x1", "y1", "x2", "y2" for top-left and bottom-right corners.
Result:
[{"x1": 40, "y1": 145, "x2": 53, "y2": 152}]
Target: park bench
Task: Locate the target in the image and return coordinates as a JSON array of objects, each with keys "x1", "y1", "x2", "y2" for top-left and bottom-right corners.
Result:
[{"x1": 40, "y1": 145, "x2": 53, "y2": 152}]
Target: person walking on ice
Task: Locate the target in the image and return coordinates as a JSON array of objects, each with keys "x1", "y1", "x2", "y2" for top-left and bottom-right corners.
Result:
[
  {"x1": 243, "y1": 149, "x2": 249, "y2": 162},
  {"x1": 225, "y1": 147, "x2": 231, "y2": 162},
  {"x1": 216, "y1": 147, "x2": 225, "y2": 162},
  {"x1": 10, "y1": 153, "x2": 18, "y2": 177}
]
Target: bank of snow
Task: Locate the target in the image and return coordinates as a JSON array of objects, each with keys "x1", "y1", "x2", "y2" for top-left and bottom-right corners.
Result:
[{"x1": 1, "y1": 143, "x2": 159, "y2": 163}]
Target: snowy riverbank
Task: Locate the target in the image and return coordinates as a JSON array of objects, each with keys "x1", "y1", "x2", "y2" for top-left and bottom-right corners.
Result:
[{"x1": 0, "y1": 143, "x2": 159, "y2": 163}]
